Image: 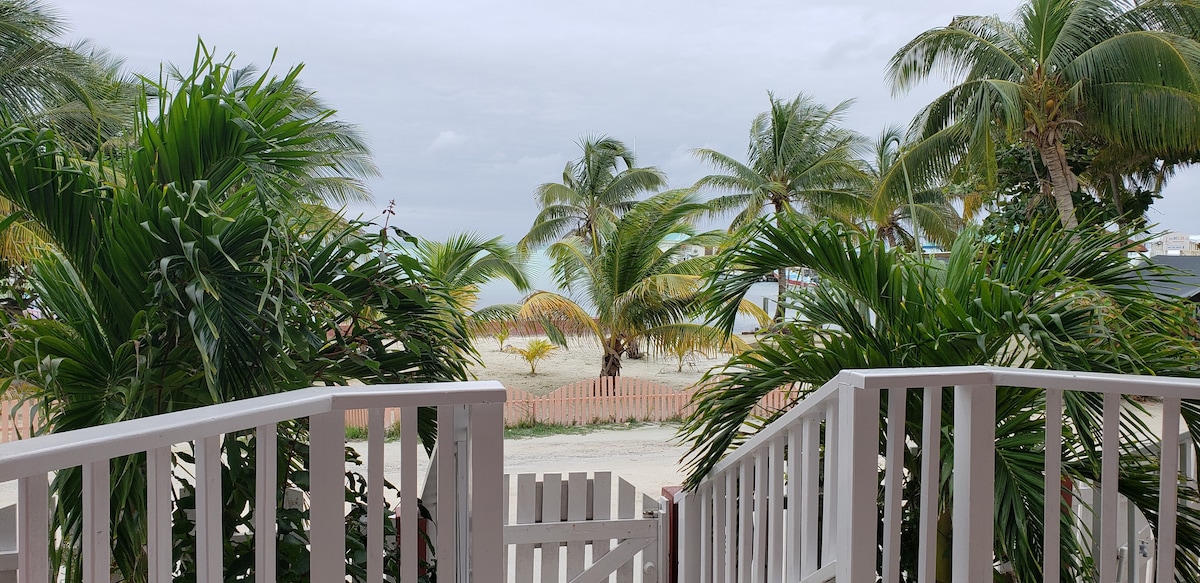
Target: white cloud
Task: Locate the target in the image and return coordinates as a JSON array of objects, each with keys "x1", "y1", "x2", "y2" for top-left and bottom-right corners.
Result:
[{"x1": 428, "y1": 130, "x2": 467, "y2": 151}]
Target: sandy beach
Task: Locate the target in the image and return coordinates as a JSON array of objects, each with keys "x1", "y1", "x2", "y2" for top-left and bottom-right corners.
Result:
[{"x1": 466, "y1": 334, "x2": 731, "y2": 395}]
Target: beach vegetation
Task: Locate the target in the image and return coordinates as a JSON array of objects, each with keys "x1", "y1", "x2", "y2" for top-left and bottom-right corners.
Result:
[
  {"x1": 889, "y1": 0, "x2": 1200, "y2": 231},
  {"x1": 683, "y1": 214, "x2": 1200, "y2": 581},
  {"x1": 508, "y1": 338, "x2": 557, "y2": 374}
]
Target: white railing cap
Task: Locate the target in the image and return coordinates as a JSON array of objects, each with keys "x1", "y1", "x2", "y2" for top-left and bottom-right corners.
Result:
[
  {"x1": 839, "y1": 366, "x2": 1200, "y2": 397},
  {"x1": 0, "y1": 381, "x2": 505, "y2": 483}
]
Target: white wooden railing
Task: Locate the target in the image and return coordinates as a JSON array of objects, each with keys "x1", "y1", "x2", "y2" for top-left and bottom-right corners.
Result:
[
  {"x1": 0, "y1": 381, "x2": 506, "y2": 583},
  {"x1": 675, "y1": 366, "x2": 1200, "y2": 583}
]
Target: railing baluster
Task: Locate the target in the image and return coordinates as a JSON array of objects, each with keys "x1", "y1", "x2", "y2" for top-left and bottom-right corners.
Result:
[
  {"x1": 882, "y1": 387, "x2": 907, "y2": 583},
  {"x1": 822, "y1": 399, "x2": 839, "y2": 568},
  {"x1": 752, "y1": 448, "x2": 768, "y2": 583},
  {"x1": 767, "y1": 436, "x2": 785, "y2": 583},
  {"x1": 712, "y1": 472, "x2": 726, "y2": 581},
  {"x1": 401, "y1": 407, "x2": 419, "y2": 583},
  {"x1": 738, "y1": 458, "x2": 753, "y2": 582},
  {"x1": 700, "y1": 483, "x2": 712, "y2": 583},
  {"x1": 1157, "y1": 397, "x2": 1182, "y2": 583},
  {"x1": 17, "y1": 472, "x2": 48, "y2": 583},
  {"x1": 255, "y1": 423, "x2": 277, "y2": 583},
  {"x1": 310, "y1": 412, "x2": 346, "y2": 583},
  {"x1": 146, "y1": 446, "x2": 173, "y2": 582},
  {"x1": 917, "y1": 386, "x2": 942, "y2": 583},
  {"x1": 437, "y1": 405, "x2": 458, "y2": 583},
  {"x1": 678, "y1": 491, "x2": 700, "y2": 583},
  {"x1": 1044, "y1": 389, "x2": 1063, "y2": 583},
  {"x1": 768, "y1": 434, "x2": 787, "y2": 580},
  {"x1": 1099, "y1": 392, "x2": 1120, "y2": 583},
  {"x1": 799, "y1": 416, "x2": 818, "y2": 578},
  {"x1": 951, "y1": 384, "x2": 995, "y2": 583},
  {"x1": 82, "y1": 460, "x2": 110, "y2": 583},
  {"x1": 367, "y1": 409, "x2": 384, "y2": 583},
  {"x1": 196, "y1": 435, "x2": 222, "y2": 583}
]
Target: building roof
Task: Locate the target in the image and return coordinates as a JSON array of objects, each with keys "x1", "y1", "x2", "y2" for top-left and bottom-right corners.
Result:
[{"x1": 1146, "y1": 255, "x2": 1200, "y2": 300}]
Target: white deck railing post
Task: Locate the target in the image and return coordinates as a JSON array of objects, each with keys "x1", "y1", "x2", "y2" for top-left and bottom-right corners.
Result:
[
  {"x1": 309, "y1": 409, "x2": 346, "y2": 583},
  {"x1": 469, "y1": 402, "x2": 504, "y2": 582},
  {"x1": 952, "y1": 383, "x2": 996, "y2": 583},
  {"x1": 836, "y1": 381, "x2": 880, "y2": 583}
]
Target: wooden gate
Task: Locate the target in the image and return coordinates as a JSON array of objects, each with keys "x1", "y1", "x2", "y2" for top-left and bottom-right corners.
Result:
[{"x1": 503, "y1": 471, "x2": 664, "y2": 583}]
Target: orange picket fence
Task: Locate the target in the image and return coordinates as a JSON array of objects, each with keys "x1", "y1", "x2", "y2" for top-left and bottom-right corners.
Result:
[{"x1": 0, "y1": 400, "x2": 44, "y2": 442}]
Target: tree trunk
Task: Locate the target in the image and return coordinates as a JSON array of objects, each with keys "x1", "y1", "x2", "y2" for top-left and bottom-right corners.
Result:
[
  {"x1": 600, "y1": 338, "x2": 623, "y2": 377},
  {"x1": 627, "y1": 338, "x2": 644, "y2": 360},
  {"x1": 775, "y1": 268, "x2": 787, "y2": 321},
  {"x1": 1036, "y1": 139, "x2": 1079, "y2": 230}
]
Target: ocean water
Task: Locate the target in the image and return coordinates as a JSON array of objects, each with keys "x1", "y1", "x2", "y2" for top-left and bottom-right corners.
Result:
[{"x1": 473, "y1": 249, "x2": 775, "y2": 335}]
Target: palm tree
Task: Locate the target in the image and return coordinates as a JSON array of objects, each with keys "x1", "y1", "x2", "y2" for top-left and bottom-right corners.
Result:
[
  {"x1": 693, "y1": 93, "x2": 867, "y2": 317},
  {"x1": 520, "y1": 135, "x2": 666, "y2": 254},
  {"x1": 889, "y1": 0, "x2": 1200, "y2": 231},
  {"x1": 843, "y1": 126, "x2": 963, "y2": 250},
  {"x1": 684, "y1": 215, "x2": 1200, "y2": 581},
  {"x1": 409, "y1": 232, "x2": 531, "y2": 331},
  {"x1": 519, "y1": 189, "x2": 764, "y2": 377}
]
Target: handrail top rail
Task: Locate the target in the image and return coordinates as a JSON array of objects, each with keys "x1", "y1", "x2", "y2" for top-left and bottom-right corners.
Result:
[
  {"x1": 699, "y1": 365, "x2": 1200, "y2": 482},
  {"x1": 0, "y1": 380, "x2": 505, "y2": 483},
  {"x1": 840, "y1": 366, "x2": 1200, "y2": 396}
]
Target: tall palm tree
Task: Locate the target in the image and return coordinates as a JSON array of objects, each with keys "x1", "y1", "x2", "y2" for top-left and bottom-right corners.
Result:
[
  {"x1": 409, "y1": 232, "x2": 531, "y2": 328},
  {"x1": 520, "y1": 135, "x2": 666, "y2": 254},
  {"x1": 843, "y1": 126, "x2": 963, "y2": 250},
  {"x1": 889, "y1": 0, "x2": 1200, "y2": 231},
  {"x1": 684, "y1": 215, "x2": 1200, "y2": 581},
  {"x1": 519, "y1": 189, "x2": 764, "y2": 377},
  {"x1": 693, "y1": 93, "x2": 868, "y2": 317}
]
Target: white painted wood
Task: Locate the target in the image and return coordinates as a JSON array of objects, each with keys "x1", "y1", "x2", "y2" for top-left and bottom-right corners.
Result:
[
  {"x1": 592, "y1": 471, "x2": 612, "y2": 570},
  {"x1": 569, "y1": 538, "x2": 654, "y2": 583},
  {"x1": 1157, "y1": 397, "x2": 1181, "y2": 583},
  {"x1": 255, "y1": 423, "x2": 277, "y2": 583},
  {"x1": 566, "y1": 472, "x2": 588, "y2": 580},
  {"x1": 437, "y1": 405, "x2": 459, "y2": 583},
  {"x1": 400, "y1": 407, "x2": 419, "y2": 583},
  {"x1": 767, "y1": 436, "x2": 785, "y2": 583},
  {"x1": 617, "y1": 478, "x2": 636, "y2": 582},
  {"x1": 752, "y1": 449, "x2": 767, "y2": 583},
  {"x1": 799, "y1": 416, "x2": 819, "y2": 578},
  {"x1": 835, "y1": 383, "x2": 879, "y2": 583},
  {"x1": 678, "y1": 491, "x2": 700, "y2": 583},
  {"x1": 917, "y1": 386, "x2": 941, "y2": 583},
  {"x1": 822, "y1": 399, "x2": 839, "y2": 567},
  {"x1": 951, "y1": 384, "x2": 995, "y2": 583},
  {"x1": 502, "y1": 473, "x2": 509, "y2": 579},
  {"x1": 712, "y1": 474, "x2": 726, "y2": 583},
  {"x1": 540, "y1": 473, "x2": 563, "y2": 583},
  {"x1": 16, "y1": 473, "x2": 47, "y2": 583},
  {"x1": 367, "y1": 409, "x2": 384, "y2": 583},
  {"x1": 82, "y1": 460, "x2": 110, "y2": 583},
  {"x1": 515, "y1": 474, "x2": 537, "y2": 582},
  {"x1": 195, "y1": 435, "x2": 221, "y2": 583},
  {"x1": 146, "y1": 446, "x2": 172, "y2": 583},
  {"x1": 1100, "y1": 392, "x2": 1120, "y2": 583},
  {"x1": 738, "y1": 460, "x2": 752, "y2": 583},
  {"x1": 723, "y1": 470, "x2": 736, "y2": 583},
  {"x1": 309, "y1": 411, "x2": 345, "y2": 583},
  {"x1": 505, "y1": 518, "x2": 657, "y2": 544},
  {"x1": 0, "y1": 381, "x2": 505, "y2": 484},
  {"x1": 882, "y1": 387, "x2": 906, "y2": 583},
  {"x1": 470, "y1": 403, "x2": 504, "y2": 583},
  {"x1": 699, "y1": 485, "x2": 711, "y2": 583},
  {"x1": 1043, "y1": 389, "x2": 1063, "y2": 583},
  {"x1": 643, "y1": 494, "x2": 661, "y2": 583},
  {"x1": 455, "y1": 404, "x2": 472, "y2": 580}
]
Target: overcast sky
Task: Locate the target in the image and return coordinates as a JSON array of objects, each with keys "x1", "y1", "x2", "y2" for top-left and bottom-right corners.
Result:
[{"x1": 53, "y1": 0, "x2": 1200, "y2": 243}]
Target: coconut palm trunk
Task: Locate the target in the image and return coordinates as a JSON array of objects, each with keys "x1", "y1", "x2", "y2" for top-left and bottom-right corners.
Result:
[
  {"x1": 601, "y1": 337, "x2": 624, "y2": 377},
  {"x1": 1035, "y1": 135, "x2": 1080, "y2": 230}
]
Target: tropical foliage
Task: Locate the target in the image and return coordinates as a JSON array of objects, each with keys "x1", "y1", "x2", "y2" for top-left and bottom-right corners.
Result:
[
  {"x1": 409, "y1": 232, "x2": 531, "y2": 333},
  {"x1": 693, "y1": 93, "x2": 867, "y2": 317},
  {"x1": 683, "y1": 215, "x2": 1200, "y2": 581},
  {"x1": 0, "y1": 46, "x2": 472, "y2": 582},
  {"x1": 519, "y1": 189, "x2": 764, "y2": 377},
  {"x1": 889, "y1": 0, "x2": 1200, "y2": 230},
  {"x1": 508, "y1": 338, "x2": 557, "y2": 374},
  {"x1": 519, "y1": 135, "x2": 666, "y2": 254}
]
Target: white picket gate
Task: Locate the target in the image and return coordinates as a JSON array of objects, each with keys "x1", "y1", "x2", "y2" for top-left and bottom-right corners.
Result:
[{"x1": 502, "y1": 471, "x2": 665, "y2": 583}]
